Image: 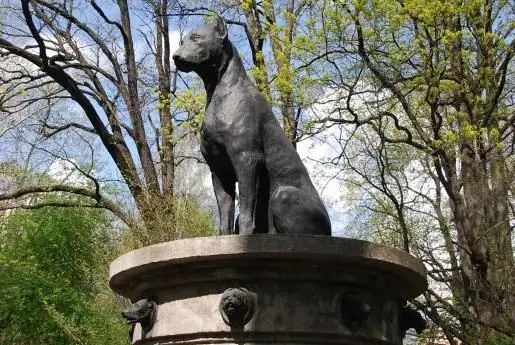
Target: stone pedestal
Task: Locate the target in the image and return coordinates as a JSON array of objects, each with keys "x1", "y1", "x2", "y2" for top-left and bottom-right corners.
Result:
[{"x1": 109, "y1": 235, "x2": 427, "y2": 345}]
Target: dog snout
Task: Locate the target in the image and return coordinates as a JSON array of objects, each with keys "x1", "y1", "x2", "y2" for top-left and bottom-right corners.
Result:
[
  {"x1": 172, "y1": 53, "x2": 190, "y2": 72},
  {"x1": 172, "y1": 52, "x2": 183, "y2": 65}
]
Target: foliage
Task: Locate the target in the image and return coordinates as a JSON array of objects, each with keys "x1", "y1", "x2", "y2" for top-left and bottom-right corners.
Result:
[
  {"x1": 0, "y1": 203, "x2": 127, "y2": 345},
  {"x1": 125, "y1": 193, "x2": 217, "y2": 249},
  {"x1": 0, "y1": 1, "x2": 513, "y2": 344},
  {"x1": 0, "y1": 0, "x2": 216, "y2": 240},
  {"x1": 182, "y1": 0, "x2": 330, "y2": 145},
  {"x1": 487, "y1": 338, "x2": 515, "y2": 345},
  {"x1": 172, "y1": 82, "x2": 206, "y2": 135},
  {"x1": 312, "y1": 0, "x2": 515, "y2": 343}
]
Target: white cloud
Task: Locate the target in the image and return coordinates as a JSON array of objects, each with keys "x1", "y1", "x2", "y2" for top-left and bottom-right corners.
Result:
[
  {"x1": 296, "y1": 89, "x2": 352, "y2": 237},
  {"x1": 298, "y1": 126, "x2": 349, "y2": 237},
  {"x1": 169, "y1": 30, "x2": 181, "y2": 67},
  {"x1": 46, "y1": 159, "x2": 90, "y2": 186}
]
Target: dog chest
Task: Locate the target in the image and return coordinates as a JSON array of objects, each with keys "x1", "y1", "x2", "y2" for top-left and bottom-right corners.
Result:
[{"x1": 203, "y1": 100, "x2": 258, "y2": 143}]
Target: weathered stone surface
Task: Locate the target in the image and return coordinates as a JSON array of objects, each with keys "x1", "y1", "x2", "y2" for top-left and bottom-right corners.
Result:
[{"x1": 109, "y1": 235, "x2": 427, "y2": 345}]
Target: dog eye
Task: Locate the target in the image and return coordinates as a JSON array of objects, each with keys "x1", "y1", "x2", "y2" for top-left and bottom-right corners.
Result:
[
  {"x1": 179, "y1": 39, "x2": 184, "y2": 46},
  {"x1": 190, "y1": 34, "x2": 201, "y2": 41}
]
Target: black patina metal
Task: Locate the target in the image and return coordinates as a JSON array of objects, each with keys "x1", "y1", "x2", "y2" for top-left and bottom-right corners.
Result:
[
  {"x1": 219, "y1": 287, "x2": 256, "y2": 328},
  {"x1": 399, "y1": 304, "x2": 426, "y2": 338},
  {"x1": 173, "y1": 15, "x2": 331, "y2": 236},
  {"x1": 122, "y1": 298, "x2": 157, "y2": 340},
  {"x1": 339, "y1": 289, "x2": 372, "y2": 332}
]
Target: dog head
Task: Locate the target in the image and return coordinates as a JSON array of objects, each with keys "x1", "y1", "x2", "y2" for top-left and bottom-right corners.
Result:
[
  {"x1": 121, "y1": 299, "x2": 155, "y2": 324},
  {"x1": 173, "y1": 14, "x2": 228, "y2": 73},
  {"x1": 398, "y1": 306, "x2": 426, "y2": 338}
]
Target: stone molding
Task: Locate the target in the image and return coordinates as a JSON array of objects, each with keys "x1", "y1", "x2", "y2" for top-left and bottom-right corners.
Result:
[{"x1": 109, "y1": 235, "x2": 427, "y2": 345}]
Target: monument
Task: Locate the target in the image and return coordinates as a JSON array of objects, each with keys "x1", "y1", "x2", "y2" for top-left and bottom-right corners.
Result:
[
  {"x1": 172, "y1": 14, "x2": 330, "y2": 236},
  {"x1": 109, "y1": 14, "x2": 427, "y2": 345}
]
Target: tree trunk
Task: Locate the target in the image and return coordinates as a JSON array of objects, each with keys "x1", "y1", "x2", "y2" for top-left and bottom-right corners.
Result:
[
  {"x1": 118, "y1": 0, "x2": 160, "y2": 194},
  {"x1": 267, "y1": 0, "x2": 298, "y2": 145},
  {"x1": 155, "y1": 0, "x2": 175, "y2": 198}
]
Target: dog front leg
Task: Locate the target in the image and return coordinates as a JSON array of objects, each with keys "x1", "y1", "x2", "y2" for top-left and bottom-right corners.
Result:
[
  {"x1": 211, "y1": 172, "x2": 236, "y2": 235},
  {"x1": 236, "y1": 152, "x2": 265, "y2": 235}
]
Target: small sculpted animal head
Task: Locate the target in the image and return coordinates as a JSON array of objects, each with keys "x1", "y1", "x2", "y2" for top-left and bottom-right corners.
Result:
[
  {"x1": 121, "y1": 298, "x2": 157, "y2": 340},
  {"x1": 121, "y1": 298, "x2": 155, "y2": 325},
  {"x1": 172, "y1": 14, "x2": 228, "y2": 73}
]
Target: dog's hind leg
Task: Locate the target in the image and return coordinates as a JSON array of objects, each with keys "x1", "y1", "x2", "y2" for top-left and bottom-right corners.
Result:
[
  {"x1": 211, "y1": 172, "x2": 236, "y2": 235},
  {"x1": 255, "y1": 169, "x2": 270, "y2": 233},
  {"x1": 270, "y1": 185, "x2": 331, "y2": 235}
]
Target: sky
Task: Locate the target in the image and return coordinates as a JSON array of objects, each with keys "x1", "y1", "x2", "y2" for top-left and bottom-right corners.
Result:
[
  {"x1": 167, "y1": 27, "x2": 350, "y2": 236},
  {"x1": 0, "y1": 4, "x2": 350, "y2": 237}
]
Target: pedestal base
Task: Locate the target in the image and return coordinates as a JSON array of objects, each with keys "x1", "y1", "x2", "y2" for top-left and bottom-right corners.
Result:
[{"x1": 109, "y1": 235, "x2": 427, "y2": 345}]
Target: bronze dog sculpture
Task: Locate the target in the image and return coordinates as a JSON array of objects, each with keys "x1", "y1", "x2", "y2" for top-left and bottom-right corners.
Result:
[{"x1": 173, "y1": 15, "x2": 331, "y2": 236}]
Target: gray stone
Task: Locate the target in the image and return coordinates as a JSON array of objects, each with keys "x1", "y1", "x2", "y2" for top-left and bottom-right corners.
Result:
[{"x1": 109, "y1": 235, "x2": 427, "y2": 345}]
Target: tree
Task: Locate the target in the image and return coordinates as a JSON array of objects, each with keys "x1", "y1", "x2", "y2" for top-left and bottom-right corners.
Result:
[
  {"x1": 235, "y1": 0, "x2": 309, "y2": 145},
  {"x1": 174, "y1": 0, "x2": 330, "y2": 146},
  {"x1": 0, "y1": 0, "x2": 215, "y2": 243},
  {"x1": 1, "y1": 1, "x2": 513, "y2": 343},
  {"x1": 0, "y1": 202, "x2": 127, "y2": 345},
  {"x1": 311, "y1": 0, "x2": 515, "y2": 343}
]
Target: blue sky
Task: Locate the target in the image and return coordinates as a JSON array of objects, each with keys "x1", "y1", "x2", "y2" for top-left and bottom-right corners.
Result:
[{"x1": 0, "y1": 2, "x2": 350, "y2": 236}]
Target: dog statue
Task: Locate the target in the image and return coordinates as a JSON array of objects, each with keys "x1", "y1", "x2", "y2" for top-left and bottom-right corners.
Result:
[{"x1": 173, "y1": 14, "x2": 331, "y2": 236}]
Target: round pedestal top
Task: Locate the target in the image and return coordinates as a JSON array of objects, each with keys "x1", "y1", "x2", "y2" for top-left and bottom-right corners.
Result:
[{"x1": 110, "y1": 235, "x2": 427, "y2": 299}]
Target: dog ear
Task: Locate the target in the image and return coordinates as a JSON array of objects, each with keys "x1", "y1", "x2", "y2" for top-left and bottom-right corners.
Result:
[{"x1": 212, "y1": 14, "x2": 228, "y2": 41}]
